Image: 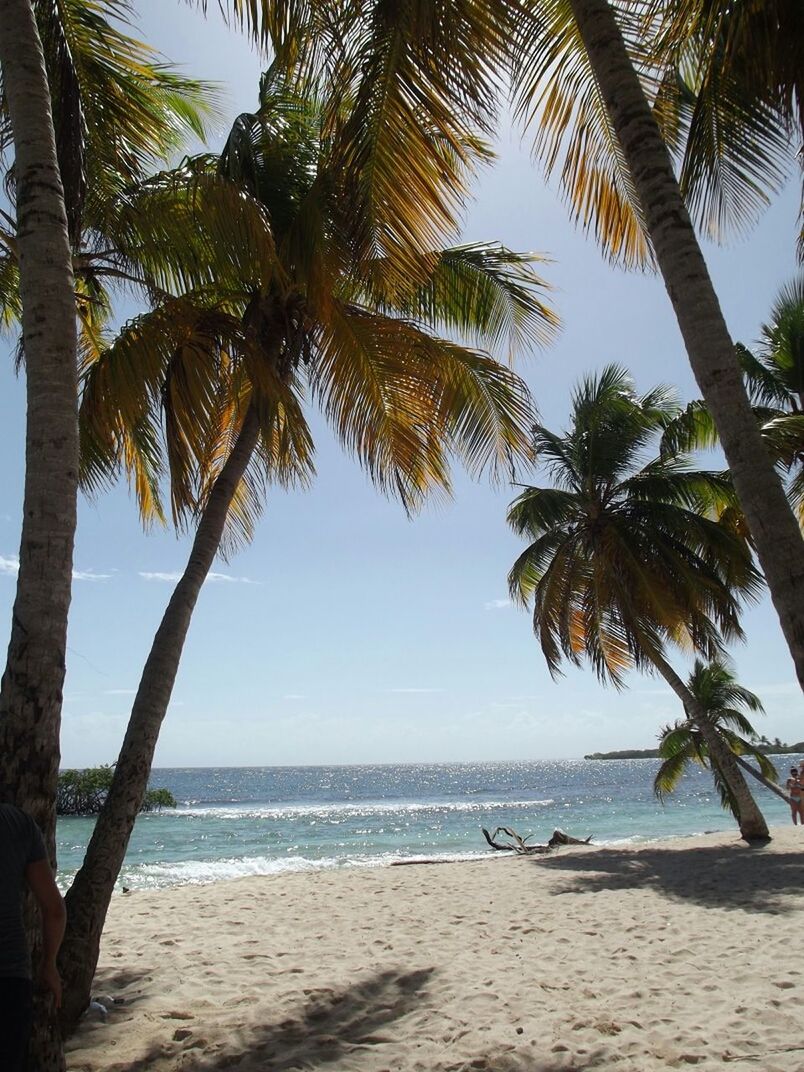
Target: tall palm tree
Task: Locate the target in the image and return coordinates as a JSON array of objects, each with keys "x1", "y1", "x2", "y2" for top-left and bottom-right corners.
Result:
[
  {"x1": 0, "y1": 0, "x2": 218, "y2": 826},
  {"x1": 654, "y1": 658, "x2": 783, "y2": 820},
  {"x1": 0, "y1": 5, "x2": 217, "y2": 1066},
  {"x1": 507, "y1": 364, "x2": 770, "y2": 841},
  {"x1": 663, "y1": 275, "x2": 804, "y2": 523},
  {"x1": 58, "y1": 68, "x2": 558, "y2": 1032},
  {"x1": 507, "y1": 0, "x2": 804, "y2": 694},
  {"x1": 0, "y1": 0, "x2": 77, "y2": 835}
]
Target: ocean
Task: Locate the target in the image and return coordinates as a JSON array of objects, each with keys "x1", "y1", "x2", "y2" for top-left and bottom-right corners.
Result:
[{"x1": 56, "y1": 759, "x2": 793, "y2": 890}]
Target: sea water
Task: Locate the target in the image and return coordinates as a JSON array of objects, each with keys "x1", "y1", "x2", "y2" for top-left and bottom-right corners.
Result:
[{"x1": 55, "y1": 760, "x2": 793, "y2": 890}]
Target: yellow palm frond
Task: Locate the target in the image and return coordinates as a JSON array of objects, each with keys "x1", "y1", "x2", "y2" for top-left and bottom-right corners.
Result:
[
  {"x1": 312, "y1": 299, "x2": 536, "y2": 511},
  {"x1": 511, "y1": 0, "x2": 653, "y2": 269},
  {"x1": 355, "y1": 243, "x2": 559, "y2": 358},
  {"x1": 97, "y1": 167, "x2": 285, "y2": 300}
]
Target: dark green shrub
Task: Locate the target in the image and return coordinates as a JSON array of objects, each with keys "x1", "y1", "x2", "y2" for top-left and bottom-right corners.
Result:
[{"x1": 57, "y1": 766, "x2": 176, "y2": 815}]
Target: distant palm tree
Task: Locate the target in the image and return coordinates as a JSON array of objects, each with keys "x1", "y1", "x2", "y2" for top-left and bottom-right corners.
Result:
[
  {"x1": 58, "y1": 67, "x2": 558, "y2": 1032},
  {"x1": 507, "y1": 364, "x2": 770, "y2": 840},
  {"x1": 654, "y1": 658, "x2": 783, "y2": 821},
  {"x1": 663, "y1": 275, "x2": 804, "y2": 523}
]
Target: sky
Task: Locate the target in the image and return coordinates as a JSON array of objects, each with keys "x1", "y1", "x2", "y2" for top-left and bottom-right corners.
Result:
[{"x1": 1, "y1": 1, "x2": 802, "y2": 767}]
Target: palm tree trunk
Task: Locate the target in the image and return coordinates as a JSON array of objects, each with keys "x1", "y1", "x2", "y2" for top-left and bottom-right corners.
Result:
[
  {"x1": 651, "y1": 653, "x2": 770, "y2": 841},
  {"x1": 732, "y1": 754, "x2": 791, "y2": 805},
  {"x1": 0, "y1": 3, "x2": 77, "y2": 1069},
  {"x1": 651, "y1": 651, "x2": 771, "y2": 836},
  {"x1": 566, "y1": 0, "x2": 804, "y2": 693},
  {"x1": 58, "y1": 402, "x2": 261, "y2": 1035}
]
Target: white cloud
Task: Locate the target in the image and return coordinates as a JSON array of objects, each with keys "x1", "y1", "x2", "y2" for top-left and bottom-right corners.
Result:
[
  {"x1": 139, "y1": 570, "x2": 257, "y2": 584},
  {"x1": 484, "y1": 598, "x2": 512, "y2": 610},
  {"x1": 388, "y1": 687, "x2": 446, "y2": 694},
  {"x1": 72, "y1": 568, "x2": 113, "y2": 581},
  {"x1": 104, "y1": 689, "x2": 137, "y2": 696},
  {"x1": 283, "y1": 694, "x2": 306, "y2": 700},
  {"x1": 207, "y1": 571, "x2": 258, "y2": 584},
  {"x1": 1, "y1": 554, "x2": 111, "y2": 581}
]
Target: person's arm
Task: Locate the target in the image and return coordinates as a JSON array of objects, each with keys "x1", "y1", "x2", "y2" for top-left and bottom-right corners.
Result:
[{"x1": 25, "y1": 859, "x2": 67, "y2": 1007}]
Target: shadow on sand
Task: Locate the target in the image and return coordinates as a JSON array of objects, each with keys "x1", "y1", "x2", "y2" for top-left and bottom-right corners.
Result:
[
  {"x1": 532, "y1": 839, "x2": 801, "y2": 913},
  {"x1": 72, "y1": 966, "x2": 604, "y2": 1072},
  {"x1": 127, "y1": 966, "x2": 436, "y2": 1071}
]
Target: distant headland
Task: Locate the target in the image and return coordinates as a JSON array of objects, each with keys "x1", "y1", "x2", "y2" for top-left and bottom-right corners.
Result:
[{"x1": 585, "y1": 738, "x2": 804, "y2": 761}]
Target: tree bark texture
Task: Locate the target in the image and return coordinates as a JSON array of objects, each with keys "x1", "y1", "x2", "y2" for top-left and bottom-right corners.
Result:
[
  {"x1": 0, "y1": 1, "x2": 78, "y2": 1068},
  {"x1": 733, "y1": 753, "x2": 791, "y2": 805},
  {"x1": 566, "y1": 0, "x2": 804, "y2": 693},
  {"x1": 652, "y1": 654, "x2": 770, "y2": 841},
  {"x1": 59, "y1": 402, "x2": 261, "y2": 1035}
]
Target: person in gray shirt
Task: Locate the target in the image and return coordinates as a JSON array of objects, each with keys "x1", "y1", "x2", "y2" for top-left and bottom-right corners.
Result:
[{"x1": 1, "y1": 802, "x2": 66, "y2": 1072}]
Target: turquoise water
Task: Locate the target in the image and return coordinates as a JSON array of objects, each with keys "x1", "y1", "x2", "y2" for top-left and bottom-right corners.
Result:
[{"x1": 56, "y1": 760, "x2": 793, "y2": 890}]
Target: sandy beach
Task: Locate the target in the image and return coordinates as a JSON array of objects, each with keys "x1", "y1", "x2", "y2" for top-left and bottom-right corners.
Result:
[{"x1": 66, "y1": 827, "x2": 803, "y2": 1072}]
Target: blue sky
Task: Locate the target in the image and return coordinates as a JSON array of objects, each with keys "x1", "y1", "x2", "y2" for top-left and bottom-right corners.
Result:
[{"x1": 1, "y1": 2, "x2": 802, "y2": 766}]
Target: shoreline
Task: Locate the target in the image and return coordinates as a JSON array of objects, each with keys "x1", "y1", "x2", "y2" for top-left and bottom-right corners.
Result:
[
  {"x1": 67, "y1": 826, "x2": 803, "y2": 1071},
  {"x1": 58, "y1": 820, "x2": 771, "y2": 894}
]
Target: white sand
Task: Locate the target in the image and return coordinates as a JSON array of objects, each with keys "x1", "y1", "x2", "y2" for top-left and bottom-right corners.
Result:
[{"x1": 66, "y1": 827, "x2": 804, "y2": 1072}]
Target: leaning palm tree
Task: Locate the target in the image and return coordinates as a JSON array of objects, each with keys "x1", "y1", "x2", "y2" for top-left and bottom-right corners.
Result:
[
  {"x1": 507, "y1": 364, "x2": 770, "y2": 841},
  {"x1": 654, "y1": 658, "x2": 782, "y2": 820},
  {"x1": 507, "y1": 0, "x2": 804, "y2": 693},
  {"x1": 663, "y1": 275, "x2": 804, "y2": 523},
  {"x1": 58, "y1": 68, "x2": 558, "y2": 1031}
]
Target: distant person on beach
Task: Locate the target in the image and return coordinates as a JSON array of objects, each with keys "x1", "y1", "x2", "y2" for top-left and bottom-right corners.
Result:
[
  {"x1": 0, "y1": 802, "x2": 66, "y2": 1072},
  {"x1": 786, "y1": 768, "x2": 802, "y2": 826}
]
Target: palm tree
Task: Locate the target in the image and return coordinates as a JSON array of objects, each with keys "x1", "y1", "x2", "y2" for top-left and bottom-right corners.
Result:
[
  {"x1": 507, "y1": 0, "x2": 804, "y2": 694},
  {"x1": 58, "y1": 68, "x2": 558, "y2": 1032},
  {"x1": 663, "y1": 275, "x2": 804, "y2": 523},
  {"x1": 0, "y1": 0, "x2": 218, "y2": 830},
  {"x1": 654, "y1": 658, "x2": 784, "y2": 821},
  {"x1": 0, "y1": 5, "x2": 218, "y2": 1065},
  {"x1": 507, "y1": 364, "x2": 770, "y2": 841},
  {"x1": 0, "y1": 0, "x2": 77, "y2": 854}
]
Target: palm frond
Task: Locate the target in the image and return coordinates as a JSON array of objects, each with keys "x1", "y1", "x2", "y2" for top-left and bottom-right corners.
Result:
[
  {"x1": 647, "y1": 0, "x2": 801, "y2": 243},
  {"x1": 0, "y1": 252, "x2": 21, "y2": 332},
  {"x1": 660, "y1": 399, "x2": 719, "y2": 457},
  {"x1": 97, "y1": 166, "x2": 284, "y2": 300},
  {"x1": 736, "y1": 343, "x2": 793, "y2": 408},
  {"x1": 510, "y1": 0, "x2": 653, "y2": 268},
  {"x1": 312, "y1": 300, "x2": 535, "y2": 511},
  {"x1": 506, "y1": 485, "x2": 578, "y2": 539},
  {"x1": 358, "y1": 243, "x2": 559, "y2": 357},
  {"x1": 36, "y1": 0, "x2": 221, "y2": 238},
  {"x1": 654, "y1": 738, "x2": 695, "y2": 801},
  {"x1": 332, "y1": 0, "x2": 512, "y2": 282}
]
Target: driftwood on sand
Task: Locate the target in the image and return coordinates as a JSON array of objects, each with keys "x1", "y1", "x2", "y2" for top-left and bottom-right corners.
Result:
[{"x1": 482, "y1": 826, "x2": 593, "y2": 855}]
